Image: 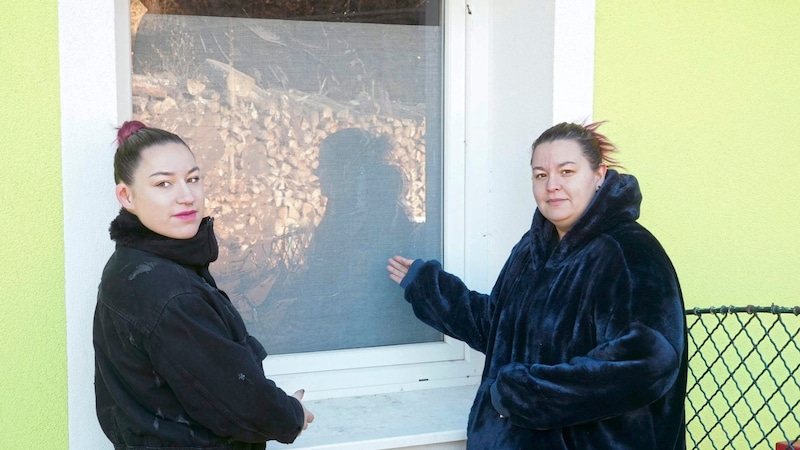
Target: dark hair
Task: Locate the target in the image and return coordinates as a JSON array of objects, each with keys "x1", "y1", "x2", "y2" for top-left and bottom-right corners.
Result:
[
  {"x1": 531, "y1": 121, "x2": 620, "y2": 169},
  {"x1": 114, "y1": 120, "x2": 190, "y2": 184}
]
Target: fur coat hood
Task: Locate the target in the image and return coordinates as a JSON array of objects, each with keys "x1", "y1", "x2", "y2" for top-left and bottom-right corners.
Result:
[{"x1": 529, "y1": 169, "x2": 642, "y2": 268}]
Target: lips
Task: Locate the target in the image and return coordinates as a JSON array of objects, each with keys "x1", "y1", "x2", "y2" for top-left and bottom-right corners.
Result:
[{"x1": 174, "y1": 210, "x2": 197, "y2": 220}]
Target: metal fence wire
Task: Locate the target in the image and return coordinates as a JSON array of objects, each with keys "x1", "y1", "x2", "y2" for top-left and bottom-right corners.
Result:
[{"x1": 685, "y1": 305, "x2": 800, "y2": 449}]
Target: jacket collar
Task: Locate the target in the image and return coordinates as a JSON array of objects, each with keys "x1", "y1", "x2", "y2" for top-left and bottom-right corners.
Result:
[{"x1": 109, "y1": 208, "x2": 219, "y2": 268}]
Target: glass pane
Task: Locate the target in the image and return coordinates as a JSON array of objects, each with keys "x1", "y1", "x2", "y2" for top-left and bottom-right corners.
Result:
[{"x1": 130, "y1": 0, "x2": 443, "y2": 354}]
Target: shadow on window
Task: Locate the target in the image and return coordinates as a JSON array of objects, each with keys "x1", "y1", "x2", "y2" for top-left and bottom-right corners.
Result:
[{"x1": 253, "y1": 128, "x2": 441, "y2": 354}]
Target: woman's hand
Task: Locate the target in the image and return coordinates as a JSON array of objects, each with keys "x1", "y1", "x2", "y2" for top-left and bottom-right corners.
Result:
[
  {"x1": 387, "y1": 255, "x2": 414, "y2": 285},
  {"x1": 291, "y1": 389, "x2": 315, "y2": 433}
]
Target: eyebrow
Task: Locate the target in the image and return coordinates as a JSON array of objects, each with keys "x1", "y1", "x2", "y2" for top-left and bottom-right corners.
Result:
[
  {"x1": 532, "y1": 161, "x2": 577, "y2": 171},
  {"x1": 148, "y1": 166, "x2": 200, "y2": 178}
]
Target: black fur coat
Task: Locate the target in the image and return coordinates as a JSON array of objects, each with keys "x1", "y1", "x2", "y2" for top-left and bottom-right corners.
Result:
[{"x1": 402, "y1": 170, "x2": 687, "y2": 449}]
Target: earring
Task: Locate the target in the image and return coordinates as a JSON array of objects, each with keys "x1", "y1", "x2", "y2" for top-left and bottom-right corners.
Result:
[{"x1": 596, "y1": 185, "x2": 601, "y2": 191}]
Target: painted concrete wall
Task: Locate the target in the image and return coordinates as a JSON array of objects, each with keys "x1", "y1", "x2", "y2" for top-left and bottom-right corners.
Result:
[
  {"x1": 593, "y1": 2, "x2": 800, "y2": 307},
  {"x1": 0, "y1": 1, "x2": 68, "y2": 448},
  {"x1": 594, "y1": 6, "x2": 800, "y2": 444}
]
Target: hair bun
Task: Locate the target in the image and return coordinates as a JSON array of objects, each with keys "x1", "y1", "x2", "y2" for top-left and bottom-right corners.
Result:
[{"x1": 116, "y1": 120, "x2": 147, "y2": 147}]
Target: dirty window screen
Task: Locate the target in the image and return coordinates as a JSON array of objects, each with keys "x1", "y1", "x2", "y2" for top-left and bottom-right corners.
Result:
[{"x1": 130, "y1": 0, "x2": 443, "y2": 354}]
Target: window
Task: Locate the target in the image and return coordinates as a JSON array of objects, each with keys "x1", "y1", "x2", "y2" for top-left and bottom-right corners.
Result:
[{"x1": 129, "y1": 0, "x2": 479, "y2": 397}]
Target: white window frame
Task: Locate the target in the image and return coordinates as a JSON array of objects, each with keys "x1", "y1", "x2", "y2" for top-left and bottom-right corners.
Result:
[{"x1": 262, "y1": 0, "x2": 484, "y2": 399}]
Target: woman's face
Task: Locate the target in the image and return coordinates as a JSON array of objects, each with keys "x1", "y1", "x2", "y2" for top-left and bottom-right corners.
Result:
[
  {"x1": 116, "y1": 142, "x2": 205, "y2": 239},
  {"x1": 531, "y1": 139, "x2": 606, "y2": 239}
]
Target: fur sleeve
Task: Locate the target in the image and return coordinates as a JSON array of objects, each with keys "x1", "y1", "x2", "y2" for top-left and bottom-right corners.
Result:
[
  {"x1": 490, "y1": 322, "x2": 680, "y2": 429},
  {"x1": 405, "y1": 259, "x2": 494, "y2": 353}
]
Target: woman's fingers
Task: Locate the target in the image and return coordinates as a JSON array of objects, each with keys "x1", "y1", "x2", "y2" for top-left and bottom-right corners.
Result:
[{"x1": 387, "y1": 255, "x2": 413, "y2": 284}]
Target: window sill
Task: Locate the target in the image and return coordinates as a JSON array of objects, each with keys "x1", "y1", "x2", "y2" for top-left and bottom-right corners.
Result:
[{"x1": 270, "y1": 384, "x2": 478, "y2": 449}]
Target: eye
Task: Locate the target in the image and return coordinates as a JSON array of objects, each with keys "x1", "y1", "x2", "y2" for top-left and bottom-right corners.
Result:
[
  {"x1": 561, "y1": 169, "x2": 574, "y2": 176},
  {"x1": 156, "y1": 181, "x2": 172, "y2": 188},
  {"x1": 188, "y1": 176, "x2": 201, "y2": 184},
  {"x1": 533, "y1": 172, "x2": 547, "y2": 180}
]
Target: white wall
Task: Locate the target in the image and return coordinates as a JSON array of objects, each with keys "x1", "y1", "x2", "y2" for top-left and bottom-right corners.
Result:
[
  {"x1": 465, "y1": 0, "x2": 595, "y2": 287},
  {"x1": 61, "y1": 0, "x2": 594, "y2": 448},
  {"x1": 60, "y1": 0, "x2": 130, "y2": 448}
]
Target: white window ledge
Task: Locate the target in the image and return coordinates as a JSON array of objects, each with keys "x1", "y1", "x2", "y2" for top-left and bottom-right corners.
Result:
[{"x1": 270, "y1": 384, "x2": 478, "y2": 449}]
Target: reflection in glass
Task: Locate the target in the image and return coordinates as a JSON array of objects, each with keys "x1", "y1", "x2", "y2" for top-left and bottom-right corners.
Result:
[{"x1": 130, "y1": 1, "x2": 443, "y2": 353}]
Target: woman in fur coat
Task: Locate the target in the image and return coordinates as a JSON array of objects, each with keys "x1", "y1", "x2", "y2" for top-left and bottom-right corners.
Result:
[
  {"x1": 387, "y1": 122, "x2": 687, "y2": 449},
  {"x1": 94, "y1": 121, "x2": 314, "y2": 449}
]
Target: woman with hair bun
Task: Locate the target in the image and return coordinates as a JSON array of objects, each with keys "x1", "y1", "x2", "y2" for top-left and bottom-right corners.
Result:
[
  {"x1": 93, "y1": 121, "x2": 313, "y2": 449},
  {"x1": 387, "y1": 122, "x2": 687, "y2": 449}
]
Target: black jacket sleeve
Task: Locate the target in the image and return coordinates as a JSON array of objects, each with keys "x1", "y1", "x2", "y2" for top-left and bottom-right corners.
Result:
[{"x1": 146, "y1": 292, "x2": 305, "y2": 444}]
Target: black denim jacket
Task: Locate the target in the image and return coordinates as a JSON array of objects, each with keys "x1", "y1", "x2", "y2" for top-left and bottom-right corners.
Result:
[{"x1": 94, "y1": 210, "x2": 303, "y2": 448}]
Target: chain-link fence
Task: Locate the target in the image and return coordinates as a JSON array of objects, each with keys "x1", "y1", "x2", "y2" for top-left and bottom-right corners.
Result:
[{"x1": 685, "y1": 305, "x2": 800, "y2": 449}]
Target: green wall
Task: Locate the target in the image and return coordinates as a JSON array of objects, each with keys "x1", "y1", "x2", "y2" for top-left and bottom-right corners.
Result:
[
  {"x1": 594, "y1": 2, "x2": 800, "y2": 308},
  {"x1": 0, "y1": 1, "x2": 68, "y2": 447}
]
